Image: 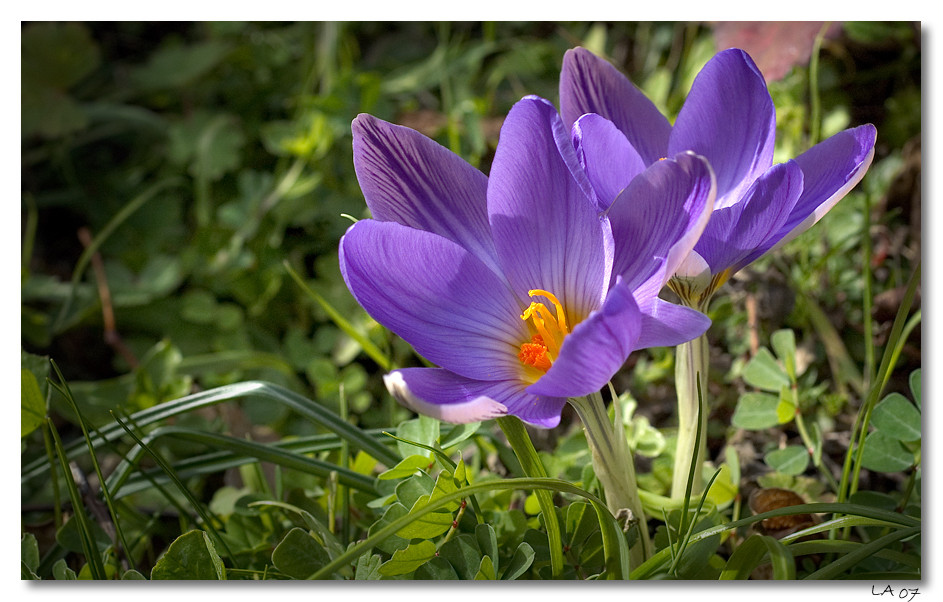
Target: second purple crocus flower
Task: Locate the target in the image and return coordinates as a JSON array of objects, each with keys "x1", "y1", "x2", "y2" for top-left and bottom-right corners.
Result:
[
  {"x1": 340, "y1": 96, "x2": 716, "y2": 428},
  {"x1": 561, "y1": 46, "x2": 877, "y2": 307},
  {"x1": 560, "y1": 46, "x2": 876, "y2": 496}
]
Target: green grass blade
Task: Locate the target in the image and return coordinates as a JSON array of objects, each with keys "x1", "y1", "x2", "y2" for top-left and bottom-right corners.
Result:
[
  {"x1": 104, "y1": 426, "x2": 378, "y2": 498},
  {"x1": 114, "y1": 430, "x2": 386, "y2": 498},
  {"x1": 110, "y1": 413, "x2": 237, "y2": 564},
  {"x1": 803, "y1": 525, "x2": 920, "y2": 580},
  {"x1": 497, "y1": 416, "x2": 565, "y2": 578},
  {"x1": 47, "y1": 360, "x2": 135, "y2": 573},
  {"x1": 23, "y1": 380, "x2": 399, "y2": 482},
  {"x1": 788, "y1": 539, "x2": 921, "y2": 570},
  {"x1": 283, "y1": 260, "x2": 392, "y2": 372},
  {"x1": 762, "y1": 535, "x2": 796, "y2": 580},
  {"x1": 842, "y1": 262, "x2": 921, "y2": 502},
  {"x1": 780, "y1": 515, "x2": 907, "y2": 543},
  {"x1": 719, "y1": 534, "x2": 767, "y2": 580},
  {"x1": 669, "y1": 466, "x2": 720, "y2": 577},
  {"x1": 719, "y1": 533, "x2": 795, "y2": 580},
  {"x1": 44, "y1": 417, "x2": 107, "y2": 579}
]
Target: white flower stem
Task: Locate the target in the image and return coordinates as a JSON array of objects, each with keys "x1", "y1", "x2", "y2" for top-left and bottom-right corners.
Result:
[
  {"x1": 671, "y1": 332, "x2": 710, "y2": 499},
  {"x1": 569, "y1": 391, "x2": 652, "y2": 567}
]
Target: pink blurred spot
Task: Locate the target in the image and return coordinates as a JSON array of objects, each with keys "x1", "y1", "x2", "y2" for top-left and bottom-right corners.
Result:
[{"x1": 713, "y1": 22, "x2": 842, "y2": 81}]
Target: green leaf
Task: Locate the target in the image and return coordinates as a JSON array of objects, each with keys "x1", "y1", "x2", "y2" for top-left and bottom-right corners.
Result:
[
  {"x1": 910, "y1": 369, "x2": 921, "y2": 410},
  {"x1": 272, "y1": 528, "x2": 331, "y2": 580},
  {"x1": 501, "y1": 542, "x2": 535, "y2": 580},
  {"x1": 121, "y1": 569, "x2": 147, "y2": 580},
  {"x1": 732, "y1": 392, "x2": 781, "y2": 429},
  {"x1": 742, "y1": 348, "x2": 791, "y2": 391},
  {"x1": 565, "y1": 501, "x2": 599, "y2": 549},
  {"x1": 368, "y1": 503, "x2": 410, "y2": 555},
  {"x1": 260, "y1": 111, "x2": 336, "y2": 159},
  {"x1": 474, "y1": 555, "x2": 496, "y2": 580},
  {"x1": 311, "y1": 476, "x2": 630, "y2": 580},
  {"x1": 438, "y1": 533, "x2": 481, "y2": 580},
  {"x1": 395, "y1": 415, "x2": 440, "y2": 458},
  {"x1": 771, "y1": 329, "x2": 798, "y2": 381},
  {"x1": 397, "y1": 496, "x2": 454, "y2": 539},
  {"x1": 810, "y1": 421, "x2": 824, "y2": 467},
  {"x1": 394, "y1": 472, "x2": 436, "y2": 508},
  {"x1": 704, "y1": 463, "x2": 737, "y2": 507},
  {"x1": 131, "y1": 40, "x2": 231, "y2": 90},
  {"x1": 21, "y1": 22, "x2": 100, "y2": 89},
  {"x1": 765, "y1": 446, "x2": 810, "y2": 476},
  {"x1": 151, "y1": 530, "x2": 226, "y2": 580},
  {"x1": 21, "y1": 533, "x2": 40, "y2": 579},
  {"x1": 413, "y1": 556, "x2": 460, "y2": 580},
  {"x1": 353, "y1": 553, "x2": 382, "y2": 580},
  {"x1": 428, "y1": 468, "x2": 463, "y2": 511},
  {"x1": 168, "y1": 112, "x2": 245, "y2": 181},
  {"x1": 378, "y1": 454, "x2": 431, "y2": 480},
  {"x1": 776, "y1": 386, "x2": 798, "y2": 424},
  {"x1": 475, "y1": 523, "x2": 498, "y2": 573},
  {"x1": 860, "y1": 431, "x2": 915, "y2": 473},
  {"x1": 378, "y1": 540, "x2": 436, "y2": 577},
  {"x1": 55, "y1": 514, "x2": 112, "y2": 554},
  {"x1": 52, "y1": 558, "x2": 77, "y2": 580},
  {"x1": 21, "y1": 369, "x2": 45, "y2": 437},
  {"x1": 871, "y1": 393, "x2": 921, "y2": 442},
  {"x1": 440, "y1": 422, "x2": 481, "y2": 449}
]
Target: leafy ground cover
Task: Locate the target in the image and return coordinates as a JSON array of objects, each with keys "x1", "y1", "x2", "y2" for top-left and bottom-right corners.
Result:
[{"x1": 22, "y1": 21, "x2": 920, "y2": 582}]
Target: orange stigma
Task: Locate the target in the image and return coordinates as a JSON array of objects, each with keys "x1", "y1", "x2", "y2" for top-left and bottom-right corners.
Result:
[
  {"x1": 518, "y1": 335, "x2": 552, "y2": 371},
  {"x1": 517, "y1": 289, "x2": 570, "y2": 375}
]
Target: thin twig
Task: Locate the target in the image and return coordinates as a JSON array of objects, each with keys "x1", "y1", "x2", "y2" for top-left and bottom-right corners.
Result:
[{"x1": 77, "y1": 227, "x2": 138, "y2": 369}]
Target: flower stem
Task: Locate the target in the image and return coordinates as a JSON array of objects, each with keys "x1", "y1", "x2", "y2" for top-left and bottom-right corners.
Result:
[
  {"x1": 569, "y1": 392, "x2": 652, "y2": 566},
  {"x1": 671, "y1": 333, "x2": 709, "y2": 499}
]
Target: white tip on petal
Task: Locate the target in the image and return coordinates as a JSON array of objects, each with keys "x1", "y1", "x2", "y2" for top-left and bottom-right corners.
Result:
[
  {"x1": 383, "y1": 371, "x2": 508, "y2": 424},
  {"x1": 668, "y1": 250, "x2": 714, "y2": 307},
  {"x1": 673, "y1": 249, "x2": 712, "y2": 284}
]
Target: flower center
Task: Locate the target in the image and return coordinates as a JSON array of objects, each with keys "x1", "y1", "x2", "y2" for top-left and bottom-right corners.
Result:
[{"x1": 517, "y1": 289, "x2": 570, "y2": 374}]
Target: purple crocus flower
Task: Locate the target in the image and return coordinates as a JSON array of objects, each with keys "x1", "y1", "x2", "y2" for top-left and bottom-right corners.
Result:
[
  {"x1": 561, "y1": 47, "x2": 877, "y2": 306},
  {"x1": 339, "y1": 96, "x2": 716, "y2": 428}
]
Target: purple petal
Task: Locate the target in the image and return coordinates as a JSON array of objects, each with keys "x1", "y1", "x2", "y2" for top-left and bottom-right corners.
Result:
[
  {"x1": 488, "y1": 96, "x2": 613, "y2": 321},
  {"x1": 694, "y1": 160, "x2": 804, "y2": 274},
  {"x1": 384, "y1": 368, "x2": 566, "y2": 428},
  {"x1": 339, "y1": 219, "x2": 525, "y2": 382},
  {"x1": 771, "y1": 124, "x2": 877, "y2": 249},
  {"x1": 607, "y1": 152, "x2": 715, "y2": 296},
  {"x1": 352, "y1": 114, "x2": 500, "y2": 273},
  {"x1": 669, "y1": 48, "x2": 776, "y2": 207},
  {"x1": 526, "y1": 278, "x2": 641, "y2": 399},
  {"x1": 560, "y1": 47, "x2": 671, "y2": 165},
  {"x1": 637, "y1": 298, "x2": 711, "y2": 349},
  {"x1": 572, "y1": 113, "x2": 648, "y2": 211}
]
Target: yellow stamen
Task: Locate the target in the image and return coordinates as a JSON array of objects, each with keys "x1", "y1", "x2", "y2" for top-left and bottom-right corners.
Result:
[{"x1": 517, "y1": 289, "x2": 570, "y2": 374}]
